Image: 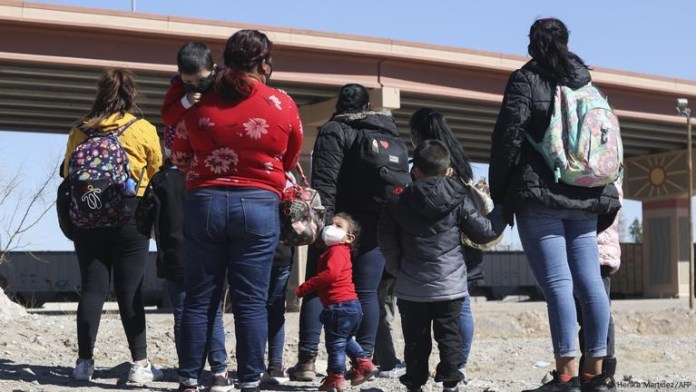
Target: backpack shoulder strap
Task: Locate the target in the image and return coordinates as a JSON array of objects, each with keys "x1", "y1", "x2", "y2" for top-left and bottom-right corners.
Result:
[
  {"x1": 76, "y1": 118, "x2": 139, "y2": 139},
  {"x1": 113, "y1": 118, "x2": 140, "y2": 137}
]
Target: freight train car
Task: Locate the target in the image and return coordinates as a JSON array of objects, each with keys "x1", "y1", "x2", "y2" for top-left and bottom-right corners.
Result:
[
  {"x1": 0, "y1": 245, "x2": 644, "y2": 307},
  {"x1": 0, "y1": 251, "x2": 163, "y2": 308}
]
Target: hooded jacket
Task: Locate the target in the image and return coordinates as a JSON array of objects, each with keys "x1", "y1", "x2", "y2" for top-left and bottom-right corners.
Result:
[
  {"x1": 311, "y1": 111, "x2": 408, "y2": 252},
  {"x1": 489, "y1": 54, "x2": 621, "y2": 230},
  {"x1": 378, "y1": 176, "x2": 505, "y2": 302}
]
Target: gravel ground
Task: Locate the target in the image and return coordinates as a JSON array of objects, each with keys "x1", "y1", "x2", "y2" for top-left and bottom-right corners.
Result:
[{"x1": 1, "y1": 292, "x2": 695, "y2": 392}]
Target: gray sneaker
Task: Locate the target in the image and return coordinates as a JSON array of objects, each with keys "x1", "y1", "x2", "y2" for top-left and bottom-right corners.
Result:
[
  {"x1": 72, "y1": 358, "x2": 94, "y2": 381},
  {"x1": 127, "y1": 360, "x2": 164, "y2": 384},
  {"x1": 377, "y1": 362, "x2": 406, "y2": 379}
]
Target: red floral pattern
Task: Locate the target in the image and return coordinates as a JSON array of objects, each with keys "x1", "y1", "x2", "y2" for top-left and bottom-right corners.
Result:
[{"x1": 171, "y1": 80, "x2": 303, "y2": 196}]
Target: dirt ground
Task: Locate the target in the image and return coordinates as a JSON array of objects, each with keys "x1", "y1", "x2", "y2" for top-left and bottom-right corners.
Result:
[{"x1": 1, "y1": 291, "x2": 695, "y2": 392}]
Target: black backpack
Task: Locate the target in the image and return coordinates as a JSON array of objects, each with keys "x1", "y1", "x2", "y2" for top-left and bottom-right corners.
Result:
[{"x1": 341, "y1": 122, "x2": 411, "y2": 214}]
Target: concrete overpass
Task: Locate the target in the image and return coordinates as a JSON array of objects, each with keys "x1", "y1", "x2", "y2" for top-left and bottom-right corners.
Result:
[{"x1": 1, "y1": 0, "x2": 696, "y2": 298}]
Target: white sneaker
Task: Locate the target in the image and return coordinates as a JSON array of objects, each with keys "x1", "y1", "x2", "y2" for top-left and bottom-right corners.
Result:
[
  {"x1": 72, "y1": 358, "x2": 95, "y2": 381},
  {"x1": 377, "y1": 362, "x2": 407, "y2": 378},
  {"x1": 128, "y1": 360, "x2": 164, "y2": 384}
]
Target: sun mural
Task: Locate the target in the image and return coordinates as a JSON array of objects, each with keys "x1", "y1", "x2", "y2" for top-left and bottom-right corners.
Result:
[{"x1": 625, "y1": 150, "x2": 691, "y2": 200}]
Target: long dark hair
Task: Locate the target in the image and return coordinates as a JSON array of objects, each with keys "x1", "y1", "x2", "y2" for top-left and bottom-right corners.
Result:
[
  {"x1": 216, "y1": 29, "x2": 273, "y2": 101},
  {"x1": 334, "y1": 83, "x2": 370, "y2": 116},
  {"x1": 409, "y1": 108, "x2": 473, "y2": 182},
  {"x1": 84, "y1": 68, "x2": 138, "y2": 127},
  {"x1": 528, "y1": 18, "x2": 586, "y2": 82}
]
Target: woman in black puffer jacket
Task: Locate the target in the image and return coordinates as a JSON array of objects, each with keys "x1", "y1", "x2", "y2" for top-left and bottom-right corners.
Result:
[{"x1": 489, "y1": 18, "x2": 620, "y2": 392}]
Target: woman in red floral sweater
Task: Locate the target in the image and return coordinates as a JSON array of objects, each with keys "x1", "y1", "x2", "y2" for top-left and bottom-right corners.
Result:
[{"x1": 171, "y1": 29, "x2": 303, "y2": 392}]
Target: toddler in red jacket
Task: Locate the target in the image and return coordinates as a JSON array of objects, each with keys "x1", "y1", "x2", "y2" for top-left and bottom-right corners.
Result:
[{"x1": 295, "y1": 213, "x2": 378, "y2": 391}]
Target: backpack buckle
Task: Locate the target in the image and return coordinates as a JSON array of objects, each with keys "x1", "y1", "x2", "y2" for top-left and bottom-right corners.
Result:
[{"x1": 601, "y1": 127, "x2": 609, "y2": 143}]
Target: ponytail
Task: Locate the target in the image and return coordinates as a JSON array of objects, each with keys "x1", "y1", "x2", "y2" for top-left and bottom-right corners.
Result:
[
  {"x1": 216, "y1": 68, "x2": 255, "y2": 101},
  {"x1": 528, "y1": 18, "x2": 586, "y2": 82},
  {"x1": 215, "y1": 29, "x2": 273, "y2": 101}
]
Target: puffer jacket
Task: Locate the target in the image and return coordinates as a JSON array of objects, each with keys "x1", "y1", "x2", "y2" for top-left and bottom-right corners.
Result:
[
  {"x1": 378, "y1": 176, "x2": 505, "y2": 302},
  {"x1": 311, "y1": 111, "x2": 407, "y2": 252},
  {"x1": 489, "y1": 54, "x2": 621, "y2": 230}
]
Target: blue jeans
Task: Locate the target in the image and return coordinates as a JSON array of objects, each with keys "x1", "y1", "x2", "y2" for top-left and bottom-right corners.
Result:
[
  {"x1": 267, "y1": 262, "x2": 292, "y2": 366},
  {"x1": 516, "y1": 203, "x2": 609, "y2": 358},
  {"x1": 178, "y1": 187, "x2": 279, "y2": 387},
  {"x1": 321, "y1": 300, "x2": 367, "y2": 374},
  {"x1": 167, "y1": 279, "x2": 227, "y2": 374},
  {"x1": 298, "y1": 246, "x2": 384, "y2": 357},
  {"x1": 459, "y1": 296, "x2": 473, "y2": 367}
]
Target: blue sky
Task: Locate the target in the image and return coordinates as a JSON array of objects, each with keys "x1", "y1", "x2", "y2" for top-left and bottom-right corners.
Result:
[{"x1": 3, "y1": 0, "x2": 694, "y2": 250}]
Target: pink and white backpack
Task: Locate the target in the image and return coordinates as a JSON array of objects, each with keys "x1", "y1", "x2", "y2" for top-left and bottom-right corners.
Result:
[{"x1": 528, "y1": 83, "x2": 623, "y2": 187}]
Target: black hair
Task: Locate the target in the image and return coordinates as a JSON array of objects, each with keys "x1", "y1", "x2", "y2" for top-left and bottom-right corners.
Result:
[
  {"x1": 216, "y1": 29, "x2": 273, "y2": 101},
  {"x1": 334, "y1": 212, "x2": 361, "y2": 255},
  {"x1": 176, "y1": 41, "x2": 214, "y2": 75},
  {"x1": 409, "y1": 108, "x2": 473, "y2": 182},
  {"x1": 412, "y1": 139, "x2": 451, "y2": 178},
  {"x1": 334, "y1": 83, "x2": 370, "y2": 115},
  {"x1": 528, "y1": 18, "x2": 587, "y2": 82}
]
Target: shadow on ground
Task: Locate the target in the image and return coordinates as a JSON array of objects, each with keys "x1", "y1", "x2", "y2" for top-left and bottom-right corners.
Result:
[{"x1": 0, "y1": 359, "x2": 171, "y2": 391}]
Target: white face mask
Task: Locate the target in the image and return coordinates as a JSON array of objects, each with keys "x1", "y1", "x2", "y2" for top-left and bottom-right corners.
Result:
[{"x1": 322, "y1": 225, "x2": 347, "y2": 247}]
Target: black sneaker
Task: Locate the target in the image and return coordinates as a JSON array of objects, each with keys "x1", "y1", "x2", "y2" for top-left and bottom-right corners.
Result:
[
  {"x1": 210, "y1": 371, "x2": 234, "y2": 392},
  {"x1": 240, "y1": 387, "x2": 260, "y2": 392},
  {"x1": 581, "y1": 373, "x2": 616, "y2": 392},
  {"x1": 522, "y1": 371, "x2": 581, "y2": 392},
  {"x1": 177, "y1": 384, "x2": 200, "y2": 392}
]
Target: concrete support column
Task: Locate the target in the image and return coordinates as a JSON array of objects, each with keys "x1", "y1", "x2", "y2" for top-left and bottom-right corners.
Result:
[{"x1": 642, "y1": 198, "x2": 691, "y2": 297}]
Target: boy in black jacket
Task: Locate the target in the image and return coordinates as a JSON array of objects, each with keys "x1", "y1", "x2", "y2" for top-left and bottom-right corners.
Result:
[{"x1": 378, "y1": 140, "x2": 505, "y2": 392}]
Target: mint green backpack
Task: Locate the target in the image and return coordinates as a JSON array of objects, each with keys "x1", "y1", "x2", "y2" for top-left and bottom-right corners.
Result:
[{"x1": 527, "y1": 83, "x2": 623, "y2": 187}]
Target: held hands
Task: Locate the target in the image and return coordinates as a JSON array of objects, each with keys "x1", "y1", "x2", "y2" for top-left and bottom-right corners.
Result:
[
  {"x1": 488, "y1": 204, "x2": 507, "y2": 234},
  {"x1": 295, "y1": 284, "x2": 307, "y2": 298}
]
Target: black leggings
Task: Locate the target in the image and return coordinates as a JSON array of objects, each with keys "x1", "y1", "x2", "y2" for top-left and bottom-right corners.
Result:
[{"x1": 73, "y1": 219, "x2": 149, "y2": 361}]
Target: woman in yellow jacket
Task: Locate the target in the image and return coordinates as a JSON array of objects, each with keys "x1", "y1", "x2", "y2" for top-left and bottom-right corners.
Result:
[{"x1": 62, "y1": 69, "x2": 163, "y2": 384}]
